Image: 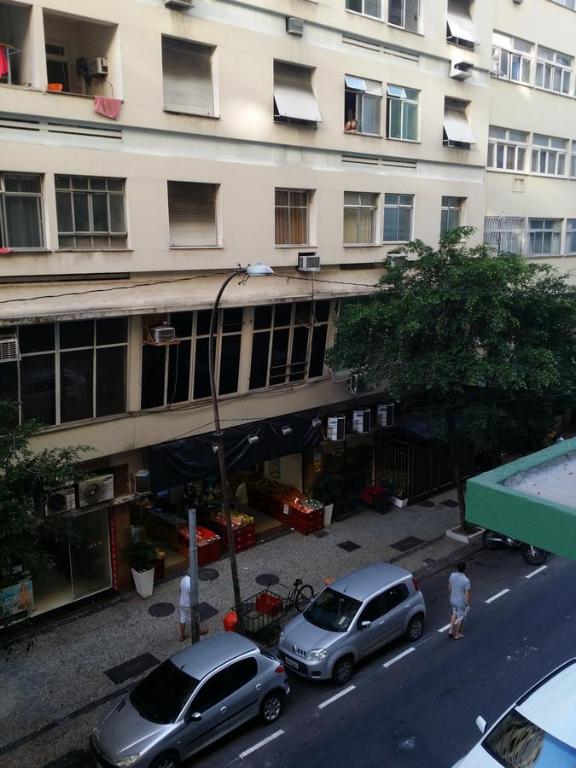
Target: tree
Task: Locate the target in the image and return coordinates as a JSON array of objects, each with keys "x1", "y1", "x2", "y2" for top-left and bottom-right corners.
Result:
[
  {"x1": 0, "y1": 401, "x2": 87, "y2": 584},
  {"x1": 328, "y1": 228, "x2": 576, "y2": 529}
]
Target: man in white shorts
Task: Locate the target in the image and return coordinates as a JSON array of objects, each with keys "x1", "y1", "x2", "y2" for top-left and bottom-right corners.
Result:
[
  {"x1": 448, "y1": 562, "x2": 471, "y2": 640},
  {"x1": 179, "y1": 574, "x2": 207, "y2": 640}
]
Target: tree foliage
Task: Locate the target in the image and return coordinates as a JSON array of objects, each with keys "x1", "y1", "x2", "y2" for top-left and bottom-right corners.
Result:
[
  {"x1": 329, "y1": 229, "x2": 576, "y2": 523},
  {"x1": 0, "y1": 401, "x2": 87, "y2": 582}
]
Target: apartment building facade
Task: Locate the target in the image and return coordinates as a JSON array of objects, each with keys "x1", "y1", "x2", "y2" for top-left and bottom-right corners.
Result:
[{"x1": 0, "y1": 0, "x2": 566, "y2": 617}]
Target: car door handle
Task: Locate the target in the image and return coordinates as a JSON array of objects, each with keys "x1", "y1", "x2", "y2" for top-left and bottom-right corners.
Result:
[
  {"x1": 255, "y1": 683, "x2": 262, "y2": 691},
  {"x1": 220, "y1": 706, "x2": 227, "y2": 713}
]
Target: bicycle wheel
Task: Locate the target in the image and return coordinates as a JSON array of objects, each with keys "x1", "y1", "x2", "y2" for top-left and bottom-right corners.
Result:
[{"x1": 295, "y1": 584, "x2": 314, "y2": 612}]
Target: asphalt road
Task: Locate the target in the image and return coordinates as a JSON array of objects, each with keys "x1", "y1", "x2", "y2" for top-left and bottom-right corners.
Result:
[{"x1": 12, "y1": 548, "x2": 576, "y2": 768}]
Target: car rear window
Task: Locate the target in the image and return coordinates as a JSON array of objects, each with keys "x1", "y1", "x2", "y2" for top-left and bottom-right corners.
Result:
[
  {"x1": 483, "y1": 708, "x2": 576, "y2": 766},
  {"x1": 130, "y1": 660, "x2": 199, "y2": 724}
]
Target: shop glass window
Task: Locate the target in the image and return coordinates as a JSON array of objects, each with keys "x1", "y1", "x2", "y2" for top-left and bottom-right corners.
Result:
[
  {"x1": 531, "y1": 134, "x2": 567, "y2": 176},
  {"x1": 491, "y1": 33, "x2": 532, "y2": 84},
  {"x1": 249, "y1": 300, "x2": 331, "y2": 390},
  {"x1": 388, "y1": 0, "x2": 419, "y2": 31},
  {"x1": 535, "y1": 45, "x2": 572, "y2": 94},
  {"x1": 0, "y1": 173, "x2": 44, "y2": 249},
  {"x1": 440, "y1": 197, "x2": 465, "y2": 235},
  {"x1": 386, "y1": 85, "x2": 418, "y2": 141},
  {"x1": 383, "y1": 194, "x2": 413, "y2": 242},
  {"x1": 487, "y1": 127, "x2": 528, "y2": 172},
  {"x1": 567, "y1": 220, "x2": 576, "y2": 255},
  {"x1": 344, "y1": 76, "x2": 381, "y2": 135},
  {"x1": 275, "y1": 189, "x2": 311, "y2": 246},
  {"x1": 55, "y1": 176, "x2": 127, "y2": 249},
  {"x1": 483, "y1": 216, "x2": 526, "y2": 255},
  {"x1": 344, "y1": 192, "x2": 378, "y2": 245},
  {"x1": 528, "y1": 219, "x2": 561, "y2": 256},
  {"x1": 346, "y1": 0, "x2": 381, "y2": 19}
]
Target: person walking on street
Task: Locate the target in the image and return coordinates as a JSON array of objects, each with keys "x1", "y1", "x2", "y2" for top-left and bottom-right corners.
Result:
[{"x1": 448, "y1": 562, "x2": 471, "y2": 640}]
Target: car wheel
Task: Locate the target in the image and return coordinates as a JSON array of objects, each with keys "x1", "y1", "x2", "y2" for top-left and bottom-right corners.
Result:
[
  {"x1": 332, "y1": 656, "x2": 354, "y2": 686},
  {"x1": 260, "y1": 691, "x2": 284, "y2": 724},
  {"x1": 150, "y1": 753, "x2": 181, "y2": 768},
  {"x1": 406, "y1": 614, "x2": 425, "y2": 641}
]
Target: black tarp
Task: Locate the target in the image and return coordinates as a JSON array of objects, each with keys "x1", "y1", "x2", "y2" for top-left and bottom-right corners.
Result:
[{"x1": 148, "y1": 410, "x2": 321, "y2": 491}]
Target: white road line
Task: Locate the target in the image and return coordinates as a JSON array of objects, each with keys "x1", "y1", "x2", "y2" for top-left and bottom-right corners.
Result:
[
  {"x1": 438, "y1": 623, "x2": 452, "y2": 633},
  {"x1": 383, "y1": 647, "x2": 416, "y2": 668},
  {"x1": 485, "y1": 588, "x2": 510, "y2": 604},
  {"x1": 525, "y1": 565, "x2": 548, "y2": 579},
  {"x1": 239, "y1": 730, "x2": 284, "y2": 759},
  {"x1": 318, "y1": 684, "x2": 356, "y2": 710}
]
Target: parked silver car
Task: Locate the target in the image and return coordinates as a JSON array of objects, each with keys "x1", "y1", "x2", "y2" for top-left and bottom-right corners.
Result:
[
  {"x1": 91, "y1": 633, "x2": 290, "y2": 768},
  {"x1": 278, "y1": 563, "x2": 426, "y2": 684}
]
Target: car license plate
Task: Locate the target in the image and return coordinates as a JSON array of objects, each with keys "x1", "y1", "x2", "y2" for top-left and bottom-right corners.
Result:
[{"x1": 284, "y1": 656, "x2": 299, "y2": 670}]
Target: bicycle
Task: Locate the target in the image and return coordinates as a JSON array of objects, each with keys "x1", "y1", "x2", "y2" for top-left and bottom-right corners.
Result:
[{"x1": 283, "y1": 578, "x2": 315, "y2": 613}]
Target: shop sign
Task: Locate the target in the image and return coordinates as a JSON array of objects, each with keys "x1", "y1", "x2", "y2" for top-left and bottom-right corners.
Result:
[{"x1": 0, "y1": 578, "x2": 34, "y2": 618}]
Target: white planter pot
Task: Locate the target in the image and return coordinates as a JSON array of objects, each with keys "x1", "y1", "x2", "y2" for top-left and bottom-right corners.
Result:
[
  {"x1": 323, "y1": 503, "x2": 334, "y2": 527},
  {"x1": 132, "y1": 567, "x2": 155, "y2": 598},
  {"x1": 389, "y1": 496, "x2": 408, "y2": 509}
]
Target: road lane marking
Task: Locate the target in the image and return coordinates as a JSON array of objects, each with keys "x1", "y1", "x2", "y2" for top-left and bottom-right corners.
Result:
[
  {"x1": 525, "y1": 565, "x2": 548, "y2": 579},
  {"x1": 239, "y1": 730, "x2": 284, "y2": 759},
  {"x1": 485, "y1": 589, "x2": 510, "y2": 604},
  {"x1": 383, "y1": 647, "x2": 415, "y2": 668},
  {"x1": 438, "y1": 623, "x2": 452, "y2": 633},
  {"x1": 318, "y1": 685, "x2": 356, "y2": 710}
]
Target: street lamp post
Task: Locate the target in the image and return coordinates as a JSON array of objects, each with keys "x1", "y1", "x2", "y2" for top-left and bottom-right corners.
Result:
[{"x1": 208, "y1": 264, "x2": 274, "y2": 628}]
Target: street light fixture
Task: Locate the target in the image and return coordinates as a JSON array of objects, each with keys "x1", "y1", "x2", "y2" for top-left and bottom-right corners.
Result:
[{"x1": 208, "y1": 263, "x2": 274, "y2": 629}]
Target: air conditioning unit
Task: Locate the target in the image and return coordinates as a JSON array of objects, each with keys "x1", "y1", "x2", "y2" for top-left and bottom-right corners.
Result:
[
  {"x1": 165, "y1": 0, "x2": 194, "y2": 8},
  {"x1": 376, "y1": 403, "x2": 395, "y2": 427},
  {"x1": 45, "y1": 485, "x2": 76, "y2": 517},
  {"x1": 450, "y1": 60, "x2": 473, "y2": 80},
  {"x1": 297, "y1": 252, "x2": 321, "y2": 273},
  {"x1": 77, "y1": 474, "x2": 115, "y2": 508},
  {"x1": 327, "y1": 415, "x2": 346, "y2": 441},
  {"x1": 353, "y1": 409, "x2": 371, "y2": 434},
  {"x1": 150, "y1": 325, "x2": 176, "y2": 343},
  {"x1": 0, "y1": 335, "x2": 19, "y2": 363},
  {"x1": 87, "y1": 57, "x2": 108, "y2": 77},
  {"x1": 133, "y1": 470, "x2": 151, "y2": 497},
  {"x1": 286, "y1": 17, "x2": 304, "y2": 36}
]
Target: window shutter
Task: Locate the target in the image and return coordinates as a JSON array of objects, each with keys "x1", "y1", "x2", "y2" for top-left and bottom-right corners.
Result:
[
  {"x1": 162, "y1": 38, "x2": 214, "y2": 116},
  {"x1": 168, "y1": 182, "x2": 217, "y2": 246},
  {"x1": 274, "y1": 62, "x2": 322, "y2": 123}
]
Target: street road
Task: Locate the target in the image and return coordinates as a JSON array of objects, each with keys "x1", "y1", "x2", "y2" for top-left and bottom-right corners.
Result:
[{"x1": 7, "y1": 548, "x2": 576, "y2": 768}]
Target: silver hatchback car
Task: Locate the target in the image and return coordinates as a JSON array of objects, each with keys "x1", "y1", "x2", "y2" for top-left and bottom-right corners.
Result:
[
  {"x1": 91, "y1": 633, "x2": 290, "y2": 768},
  {"x1": 278, "y1": 563, "x2": 426, "y2": 685}
]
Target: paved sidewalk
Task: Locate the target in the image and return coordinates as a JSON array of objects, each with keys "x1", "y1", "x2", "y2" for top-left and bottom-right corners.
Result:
[{"x1": 1, "y1": 492, "x2": 467, "y2": 766}]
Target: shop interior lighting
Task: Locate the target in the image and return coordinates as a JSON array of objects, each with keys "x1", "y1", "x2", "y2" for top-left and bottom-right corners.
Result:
[
  {"x1": 247, "y1": 435, "x2": 259, "y2": 444},
  {"x1": 281, "y1": 426, "x2": 293, "y2": 437},
  {"x1": 312, "y1": 418, "x2": 322, "y2": 429}
]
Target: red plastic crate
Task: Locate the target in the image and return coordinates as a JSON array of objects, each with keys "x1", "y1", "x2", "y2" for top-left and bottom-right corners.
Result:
[
  {"x1": 290, "y1": 507, "x2": 324, "y2": 535},
  {"x1": 197, "y1": 538, "x2": 221, "y2": 567},
  {"x1": 214, "y1": 522, "x2": 256, "y2": 553},
  {"x1": 255, "y1": 592, "x2": 283, "y2": 616}
]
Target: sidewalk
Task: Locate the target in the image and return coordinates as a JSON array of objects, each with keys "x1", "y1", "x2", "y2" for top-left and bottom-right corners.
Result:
[{"x1": 1, "y1": 491, "x2": 468, "y2": 762}]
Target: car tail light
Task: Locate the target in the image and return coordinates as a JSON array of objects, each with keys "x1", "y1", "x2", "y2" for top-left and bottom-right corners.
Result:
[
  {"x1": 275, "y1": 664, "x2": 285, "y2": 674},
  {"x1": 412, "y1": 577, "x2": 420, "y2": 592}
]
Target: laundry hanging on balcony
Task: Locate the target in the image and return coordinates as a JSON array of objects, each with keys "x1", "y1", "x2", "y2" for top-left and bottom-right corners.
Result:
[{"x1": 94, "y1": 96, "x2": 122, "y2": 120}]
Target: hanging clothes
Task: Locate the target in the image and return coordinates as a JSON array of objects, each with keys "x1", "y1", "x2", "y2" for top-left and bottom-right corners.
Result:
[
  {"x1": 93, "y1": 96, "x2": 122, "y2": 120},
  {"x1": 0, "y1": 47, "x2": 10, "y2": 80}
]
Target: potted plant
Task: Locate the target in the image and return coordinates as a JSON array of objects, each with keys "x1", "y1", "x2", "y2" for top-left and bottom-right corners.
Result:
[
  {"x1": 309, "y1": 476, "x2": 345, "y2": 526},
  {"x1": 124, "y1": 540, "x2": 157, "y2": 597},
  {"x1": 385, "y1": 471, "x2": 409, "y2": 508}
]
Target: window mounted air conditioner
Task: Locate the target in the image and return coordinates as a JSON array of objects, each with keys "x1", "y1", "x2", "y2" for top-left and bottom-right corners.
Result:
[
  {"x1": 327, "y1": 415, "x2": 346, "y2": 441},
  {"x1": 376, "y1": 403, "x2": 395, "y2": 427},
  {"x1": 286, "y1": 17, "x2": 304, "y2": 36},
  {"x1": 150, "y1": 325, "x2": 176, "y2": 343},
  {"x1": 77, "y1": 474, "x2": 115, "y2": 508},
  {"x1": 165, "y1": 0, "x2": 194, "y2": 8},
  {"x1": 87, "y1": 57, "x2": 108, "y2": 77},
  {"x1": 297, "y1": 252, "x2": 321, "y2": 272},
  {"x1": 45, "y1": 486, "x2": 76, "y2": 517},
  {"x1": 450, "y1": 60, "x2": 473, "y2": 80},
  {"x1": 0, "y1": 335, "x2": 19, "y2": 362},
  {"x1": 353, "y1": 409, "x2": 371, "y2": 434}
]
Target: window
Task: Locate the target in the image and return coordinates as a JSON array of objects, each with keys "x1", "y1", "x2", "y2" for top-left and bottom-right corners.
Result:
[
  {"x1": 491, "y1": 33, "x2": 532, "y2": 84},
  {"x1": 273, "y1": 62, "x2": 321, "y2": 125},
  {"x1": 487, "y1": 127, "x2": 528, "y2": 171},
  {"x1": 275, "y1": 189, "x2": 310, "y2": 246},
  {"x1": 443, "y1": 98, "x2": 475, "y2": 149},
  {"x1": 382, "y1": 583, "x2": 409, "y2": 611},
  {"x1": 535, "y1": 46, "x2": 572, "y2": 94},
  {"x1": 0, "y1": 173, "x2": 43, "y2": 249},
  {"x1": 141, "y1": 309, "x2": 243, "y2": 409},
  {"x1": 167, "y1": 182, "x2": 218, "y2": 247},
  {"x1": 55, "y1": 176, "x2": 126, "y2": 249},
  {"x1": 0, "y1": 3, "x2": 31, "y2": 87},
  {"x1": 227, "y1": 658, "x2": 258, "y2": 690},
  {"x1": 531, "y1": 134, "x2": 567, "y2": 176},
  {"x1": 551, "y1": 0, "x2": 576, "y2": 8},
  {"x1": 1, "y1": 318, "x2": 128, "y2": 426},
  {"x1": 387, "y1": 85, "x2": 418, "y2": 141},
  {"x1": 45, "y1": 41, "x2": 70, "y2": 92},
  {"x1": 359, "y1": 594, "x2": 387, "y2": 623},
  {"x1": 440, "y1": 197, "x2": 464, "y2": 234},
  {"x1": 249, "y1": 300, "x2": 331, "y2": 389},
  {"x1": 572, "y1": 143, "x2": 576, "y2": 177},
  {"x1": 528, "y1": 219, "x2": 561, "y2": 256},
  {"x1": 484, "y1": 709, "x2": 576, "y2": 767},
  {"x1": 388, "y1": 0, "x2": 419, "y2": 32},
  {"x1": 344, "y1": 192, "x2": 378, "y2": 244},
  {"x1": 484, "y1": 216, "x2": 526, "y2": 255},
  {"x1": 446, "y1": 0, "x2": 476, "y2": 48},
  {"x1": 192, "y1": 669, "x2": 229, "y2": 713},
  {"x1": 344, "y1": 75, "x2": 381, "y2": 135},
  {"x1": 383, "y1": 194, "x2": 413, "y2": 242},
  {"x1": 346, "y1": 0, "x2": 382, "y2": 19},
  {"x1": 130, "y1": 661, "x2": 199, "y2": 724},
  {"x1": 162, "y1": 37, "x2": 214, "y2": 116},
  {"x1": 567, "y1": 220, "x2": 576, "y2": 254}
]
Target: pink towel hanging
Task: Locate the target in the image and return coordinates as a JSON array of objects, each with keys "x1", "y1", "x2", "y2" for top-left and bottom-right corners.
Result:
[
  {"x1": 93, "y1": 96, "x2": 122, "y2": 120},
  {"x1": 0, "y1": 47, "x2": 9, "y2": 79}
]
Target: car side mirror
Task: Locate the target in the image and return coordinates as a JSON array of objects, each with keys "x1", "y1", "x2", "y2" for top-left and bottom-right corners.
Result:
[
  {"x1": 359, "y1": 620, "x2": 372, "y2": 630},
  {"x1": 475, "y1": 716, "x2": 487, "y2": 734},
  {"x1": 187, "y1": 711, "x2": 202, "y2": 722}
]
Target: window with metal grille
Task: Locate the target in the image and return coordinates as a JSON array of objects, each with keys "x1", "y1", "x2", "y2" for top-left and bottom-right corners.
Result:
[
  {"x1": 275, "y1": 189, "x2": 310, "y2": 246},
  {"x1": 162, "y1": 37, "x2": 214, "y2": 116},
  {"x1": 483, "y1": 216, "x2": 526, "y2": 255},
  {"x1": 531, "y1": 135, "x2": 567, "y2": 176},
  {"x1": 344, "y1": 75, "x2": 381, "y2": 135},
  {"x1": 344, "y1": 192, "x2": 378, "y2": 244},
  {"x1": 440, "y1": 197, "x2": 465, "y2": 235},
  {"x1": 387, "y1": 85, "x2": 418, "y2": 141},
  {"x1": 383, "y1": 194, "x2": 413, "y2": 242},
  {"x1": 487, "y1": 127, "x2": 528, "y2": 172},
  {"x1": 249, "y1": 301, "x2": 331, "y2": 390},
  {"x1": 491, "y1": 33, "x2": 532, "y2": 84},
  {"x1": 535, "y1": 45, "x2": 572, "y2": 94},
  {"x1": 167, "y1": 181, "x2": 218, "y2": 247},
  {"x1": 0, "y1": 173, "x2": 43, "y2": 249},
  {"x1": 55, "y1": 176, "x2": 126, "y2": 249}
]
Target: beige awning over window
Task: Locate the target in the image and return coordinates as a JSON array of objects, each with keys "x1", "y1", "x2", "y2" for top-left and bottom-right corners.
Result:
[
  {"x1": 447, "y1": 7, "x2": 477, "y2": 46},
  {"x1": 274, "y1": 62, "x2": 322, "y2": 123},
  {"x1": 444, "y1": 109, "x2": 476, "y2": 144}
]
